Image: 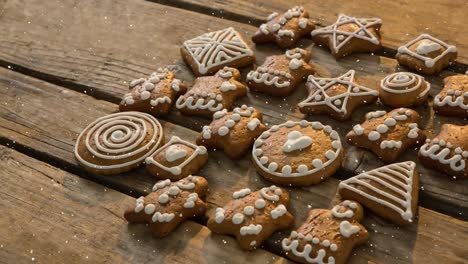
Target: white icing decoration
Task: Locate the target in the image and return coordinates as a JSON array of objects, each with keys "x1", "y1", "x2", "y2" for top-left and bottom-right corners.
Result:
[
  {"x1": 215, "y1": 208, "x2": 225, "y2": 223},
  {"x1": 282, "y1": 239, "x2": 332, "y2": 264},
  {"x1": 183, "y1": 193, "x2": 199, "y2": 208},
  {"x1": 416, "y1": 39, "x2": 442, "y2": 55},
  {"x1": 298, "y1": 18, "x2": 308, "y2": 29},
  {"x1": 202, "y1": 126, "x2": 212, "y2": 139},
  {"x1": 240, "y1": 224, "x2": 263, "y2": 236},
  {"x1": 331, "y1": 201, "x2": 356, "y2": 218},
  {"x1": 140, "y1": 90, "x2": 151, "y2": 100},
  {"x1": 255, "y1": 199, "x2": 266, "y2": 209},
  {"x1": 247, "y1": 68, "x2": 291, "y2": 88},
  {"x1": 380, "y1": 72, "x2": 430, "y2": 98},
  {"x1": 419, "y1": 139, "x2": 466, "y2": 172},
  {"x1": 233, "y1": 188, "x2": 251, "y2": 199},
  {"x1": 150, "y1": 96, "x2": 171, "y2": 107},
  {"x1": 434, "y1": 80, "x2": 468, "y2": 110},
  {"x1": 260, "y1": 186, "x2": 281, "y2": 201},
  {"x1": 380, "y1": 140, "x2": 403, "y2": 149},
  {"x1": 271, "y1": 204, "x2": 287, "y2": 219},
  {"x1": 244, "y1": 206, "x2": 255, "y2": 216},
  {"x1": 366, "y1": 110, "x2": 386, "y2": 120},
  {"x1": 247, "y1": 118, "x2": 261, "y2": 131},
  {"x1": 353, "y1": 124, "x2": 364, "y2": 135},
  {"x1": 339, "y1": 221, "x2": 360, "y2": 237},
  {"x1": 152, "y1": 212, "x2": 175, "y2": 223},
  {"x1": 152, "y1": 179, "x2": 171, "y2": 191},
  {"x1": 175, "y1": 91, "x2": 223, "y2": 112},
  {"x1": 165, "y1": 145, "x2": 188, "y2": 162},
  {"x1": 232, "y1": 213, "x2": 244, "y2": 224},
  {"x1": 259, "y1": 24, "x2": 269, "y2": 34},
  {"x1": 220, "y1": 81, "x2": 237, "y2": 92},
  {"x1": 368, "y1": 131, "x2": 380, "y2": 141},
  {"x1": 282, "y1": 130, "x2": 313, "y2": 153},
  {"x1": 267, "y1": 12, "x2": 278, "y2": 21},
  {"x1": 289, "y1": 58, "x2": 303, "y2": 70},
  {"x1": 218, "y1": 126, "x2": 229, "y2": 136}
]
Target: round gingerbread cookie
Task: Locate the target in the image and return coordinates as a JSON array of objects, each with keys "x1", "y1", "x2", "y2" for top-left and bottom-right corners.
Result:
[
  {"x1": 379, "y1": 72, "x2": 430, "y2": 108},
  {"x1": 252, "y1": 120, "x2": 343, "y2": 186},
  {"x1": 75, "y1": 111, "x2": 164, "y2": 175}
]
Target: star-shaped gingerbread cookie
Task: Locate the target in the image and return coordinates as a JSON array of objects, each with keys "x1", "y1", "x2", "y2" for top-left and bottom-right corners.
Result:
[
  {"x1": 419, "y1": 124, "x2": 468, "y2": 178},
  {"x1": 175, "y1": 67, "x2": 248, "y2": 118},
  {"x1": 282, "y1": 200, "x2": 368, "y2": 264},
  {"x1": 434, "y1": 74, "x2": 468, "y2": 118},
  {"x1": 298, "y1": 70, "x2": 379, "y2": 120},
  {"x1": 252, "y1": 6, "x2": 315, "y2": 48},
  {"x1": 346, "y1": 108, "x2": 426, "y2": 162},
  {"x1": 196, "y1": 105, "x2": 267, "y2": 159},
  {"x1": 207, "y1": 186, "x2": 294, "y2": 250},
  {"x1": 124, "y1": 175, "x2": 208, "y2": 237},
  {"x1": 246, "y1": 48, "x2": 315, "y2": 97},
  {"x1": 120, "y1": 68, "x2": 187, "y2": 116},
  {"x1": 311, "y1": 14, "x2": 382, "y2": 58}
]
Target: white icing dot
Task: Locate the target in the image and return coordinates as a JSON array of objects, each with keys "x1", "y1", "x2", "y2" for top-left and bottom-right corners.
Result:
[
  {"x1": 218, "y1": 126, "x2": 229, "y2": 136},
  {"x1": 376, "y1": 124, "x2": 389, "y2": 134},
  {"x1": 312, "y1": 159, "x2": 323, "y2": 169},
  {"x1": 244, "y1": 206, "x2": 255, "y2": 216},
  {"x1": 144, "y1": 204, "x2": 156, "y2": 215},
  {"x1": 232, "y1": 213, "x2": 244, "y2": 224},
  {"x1": 281, "y1": 165, "x2": 292, "y2": 175},
  {"x1": 330, "y1": 244, "x2": 338, "y2": 251},
  {"x1": 325, "y1": 150, "x2": 337, "y2": 160},
  {"x1": 255, "y1": 199, "x2": 266, "y2": 209},
  {"x1": 268, "y1": 162, "x2": 278, "y2": 172},
  {"x1": 298, "y1": 164, "x2": 308, "y2": 173},
  {"x1": 368, "y1": 131, "x2": 381, "y2": 141},
  {"x1": 158, "y1": 194, "x2": 169, "y2": 204},
  {"x1": 260, "y1": 156, "x2": 269, "y2": 164},
  {"x1": 167, "y1": 186, "x2": 180, "y2": 196}
]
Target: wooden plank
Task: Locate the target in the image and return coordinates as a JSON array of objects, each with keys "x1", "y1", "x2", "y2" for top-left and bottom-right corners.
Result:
[
  {"x1": 0, "y1": 146, "x2": 290, "y2": 263},
  {"x1": 161, "y1": 0, "x2": 468, "y2": 66},
  {"x1": 0, "y1": 0, "x2": 465, "y2": 217},
  {"x1": 1, "y1": 68, "x2": 468, "y2": 264}
]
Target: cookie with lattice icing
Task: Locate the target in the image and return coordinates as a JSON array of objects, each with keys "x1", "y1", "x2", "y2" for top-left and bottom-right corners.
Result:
[
  {"x1": 433, "y1": 75, "x2": 468, "y2": 118},
  {"x1": 181, "y1": 27, "x2": 255, "y2": 76},
  {"x1": 338, "y1": 161, "x2": 419, "y2": 225},
  {"x1": 175, "y1": 67, "x2": 248, "y2": 118},
  {"x1": 396, "y1": 34, "x2": 457, "y2": 75},
  {"x1": 197, "y1": 105, "x2": 267, "y2": 159},
  {"x1": 282, "y1": 200, "x2": 368, "y2": 264},
  {"x1": 246, "y1": 48, "x2": 314, "y2": 97},
  {"x1": 252, "y1": 6, "x2": 315, "y2": 48},
  {"x1": 119, "y1": 68, "x2": 187, "y2": 116},
  {"x1": 75, "y1": 111, "x2": 164, "y2": 175},
  {"x1": 252, "y1": 120, "x2": 343, "y2": 186},
  {"x1": 418, "y1": 124, "x2": 468, "y2": 178},
  {"x1": 145, "y1": 136, "x2": 208, "y2": 180},
  {"x1": 379, "y1": 72, "x2": 430, "y2": 108},
  {"x1": 298, "y1": 70, "x2": 379, "y2": 121},
  {"x1": 346, "y1": 108, "x2": 426, "y2": 162},
  {"x1": 207, "y1": 185, "x2": 294, "y2": 250},
  {"x1": 311, "y1": 14, "x2": 382, "y2": 58},
  {"x1": 124, "y1": 176, "x2": 208, "y2": 237}
]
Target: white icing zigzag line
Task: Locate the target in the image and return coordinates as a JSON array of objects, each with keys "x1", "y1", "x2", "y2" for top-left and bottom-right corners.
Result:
[
  {"x1": 434, "y1": 91, "x2": 468, "y2": 109},
  {"x1": 281, "y1": 239, "x2": 332, "y2": 264},
  {"x1": 183, "y1": 27, "x2": 253, "y2": 74},
  {"x1": 397, "y1": 34, "x2": 457, "y2": 68},
  {"x1": 298, "y1": 70, "x2": 378, "y2": 114},
  {"x1": 246, "y1": 71, "x2": 291, "y2": 88},
  {"x1": 339, "y1": 161, "x2": 415, "y2": 222},
  {"x1": 175, "y1": 93, "x2": 224, "y2": 112},
  {"x1": 419, "y1": 141, "x2": 466, "y2": 171},
  {"x1": 145, "y1": 136, "x2": 207, "y2": 175}
]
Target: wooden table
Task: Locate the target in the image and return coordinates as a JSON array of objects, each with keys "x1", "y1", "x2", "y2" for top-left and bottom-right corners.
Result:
[{"x1": 1, "y1": 0, "x2": 467, "y2": 263}]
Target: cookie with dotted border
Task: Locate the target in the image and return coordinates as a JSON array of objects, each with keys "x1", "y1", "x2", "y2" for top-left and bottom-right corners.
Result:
[
  {"x1": 119, "y1": 68, "x2": 187, "y2": 116},
  {"x1": 252, "y1": 120, "x2": 343, "y2": 186},
  {"x1": 175, "y1": 67, "x2": 248, "y2": 118},
  {"x1": 197, "y1": 105, "x2": 267, "y2": 159},
  {"x1": 346, "y1": 108, "x2": 426, "y2": 163},
  {"x1": 145, "y1": 136, "x2": 208, "y2": 180},
  {"x1": 252, "y1": 6, "x2": 315, "y2": 48},
  {"x1": 418, "y1": 124, "x2": 468, "y2": 178},
  {"x1": 282, "y1": 200, "x2": 368, "y2": 264},
  {"x1": 207, "y1": 186, "x2": 294, "y2": 251},
  {"x1": 246, "y1": 48, "x2": 315, "y2": 97},
  {"x1": 379, "y1": 72, "x2": 430, "y2": 108},
  {"x1": 433, "y1": 74, "x2": 468, "y2": 118},
  {"x1": 124, "y1": 175, "x2": 208, "y2": 237}
]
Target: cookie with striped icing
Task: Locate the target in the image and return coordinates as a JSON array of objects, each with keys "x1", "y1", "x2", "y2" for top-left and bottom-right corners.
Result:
[
  {"x1": 124, "y1": 175, "x2": 208, "y2": 237},
  {"x1": 207, "y1": 186, "x2": 294, "y2": 251},
  {"x1": 433, "y1": 74, "x2": 468, "y2": 118}
]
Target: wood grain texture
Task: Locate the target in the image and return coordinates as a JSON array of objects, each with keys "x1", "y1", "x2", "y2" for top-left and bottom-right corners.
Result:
[
  {"x1": 1, "y1": 68, "x2": 467, "y2": 263},
  {"x1": 162, "y1": 0, "x2": 468, "y2": 65},
  {"x1": 0, "y1": 0, "x2": 466, "y2": 218},
  {"x1": 0, "y1": 146, "x2": 291, "y2": 264}
]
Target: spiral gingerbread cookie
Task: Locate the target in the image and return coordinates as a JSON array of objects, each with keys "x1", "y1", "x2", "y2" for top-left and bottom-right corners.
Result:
[
  {"x1": 75, "y1": 111, "x2": 164, "y2": 175},
  {"x1": 252, "y1": 120, "x2": 343, "y2": 186},
  {"x1": 379, "y1": 72, "x2": 430, "y2": 108}
]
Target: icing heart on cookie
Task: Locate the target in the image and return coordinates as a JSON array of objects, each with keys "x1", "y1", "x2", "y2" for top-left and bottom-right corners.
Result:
[
  {"x1": 416, "y1": 40, "x2": 442, "y2": 55},
  {"x1": 165, "y1": 145, "x2": 188, "y2": 162},
  {"x1": 283, "y1": 131, "x2": 313, "y2": 153},
  {"x1": 339, "y1": 220, "x2": 360, "y2": 237}
]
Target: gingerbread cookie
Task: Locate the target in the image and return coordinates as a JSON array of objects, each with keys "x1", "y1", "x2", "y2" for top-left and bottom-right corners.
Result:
[
  {"x1": 379, "y1": 72, "x2": 430, "y2": 108},
  {"x1": 207, "y1": 186, "x2": 294, "y2": 250},
  {"x1": 181, "y1": 27, "x2": 255, "y2": 76},
  {"x1": 298, "y1": 70, "x2": 379, "y2": 121},
  {"x1": 197, "y1": 105, "x2": 267, "y2": 159},
  {"x1": 346, "y1": 108, "x2": 425, "y2": 162},
  {"x1": 396, "y1": 34, "x2": 457, "y2": 75},
  {"x1": 246, "y1": 48, "x2": 315, "y2": 97},
  {"x1": 282, "y1": 200, "x2": 368, "y2": 264},
  {"x1": 418, "y1": 124, "x2": 468, "y2": 178},
  {"x1": 145, "y1": 136, "x2": 208, "y2": 180},
  {"x1": 311, "y1": 14, "x2": 382, "y2": 58},
  {"x1": 252, "y1": 120, "x2": 343, "y2": 186},
  {"x1": 175, "y1": 67, "x2": 248, "y2": 118},
  {"x1": 119, "y1": 68, "x2": 187, "y2": 116},
  {"x1": 252, "y1": 6, "x2": 315, "y2": 48},
  {"x1": 124, "y1": 175, "x2": 208, "y2": 237},
  {"x1": 433, "y1": 75, "x2": 468, "y2": 118},
  {"x1": 338, "y1": 161, "x2": 419, "y2": 225},
  {"x1": 75, "y1": 111, "x2": 164, "y2": 175}
]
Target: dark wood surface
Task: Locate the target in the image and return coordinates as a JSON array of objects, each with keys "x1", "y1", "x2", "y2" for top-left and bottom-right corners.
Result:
[{"x1": 0, "y1": 0, "x2": 467, "y2": 263}]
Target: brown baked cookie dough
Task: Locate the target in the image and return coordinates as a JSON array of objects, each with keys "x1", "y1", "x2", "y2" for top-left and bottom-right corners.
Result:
[
  {"x1": 379, "y1": 72, "x2": 430, "y2": 108},
  {"x1": 338, "y1": 161, "x2": 419, "y2": 225},
  {"x1": 433, "y1": 74, "x2": 468, "y2": 118},
  {"x1": 119, "y1": 68, "x2": 187, "y2": 116},
  {"x1": 346, "y1": 108, "x2": 426, "y2": 162},
  {"x1": 396, "y1": 34, "x2": 457, "y2": 75},
  {"x1": 252, "y1": 6, "x2": 315, "y2": 48},
  {"x1": 197, "y1": 105, "x2": 267, "y2": 159},
  {"x1": 207, "y1": 186, "x2": 294, "y2": 250},
  {"x1": 246, "y1": 48, "x2": 314, "y2": 97},
  {"x1": 282, "y1": 200, "x2": 368, "y2": 264},
  {"x1": 124, "y1": 175, "x2": 208, "y2": 237}
]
